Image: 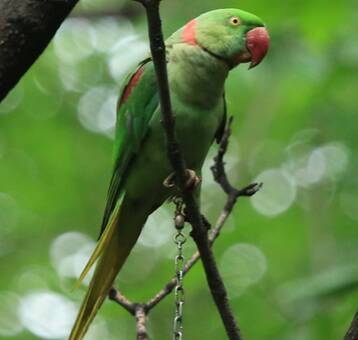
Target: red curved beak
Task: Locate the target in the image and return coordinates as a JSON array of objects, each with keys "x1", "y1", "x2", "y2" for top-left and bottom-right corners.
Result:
[{"x1": 246, "y1": 27, "x2": 270, "y2": 69}]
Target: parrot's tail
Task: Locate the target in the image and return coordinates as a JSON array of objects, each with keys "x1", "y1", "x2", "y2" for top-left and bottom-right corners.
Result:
[{"x1": 69, "y1": 196, "x2": 146, "y2": 340}]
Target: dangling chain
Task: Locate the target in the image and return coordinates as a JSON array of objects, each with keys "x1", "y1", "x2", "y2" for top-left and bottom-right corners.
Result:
[{"x1": 173, "y1": 197, "x2": 186, "y2": 340}]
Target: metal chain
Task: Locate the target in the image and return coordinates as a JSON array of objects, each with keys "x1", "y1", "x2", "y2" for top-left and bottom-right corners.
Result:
[{"x1": 173, "y1": 197, "x2": 186, "y2": 340}]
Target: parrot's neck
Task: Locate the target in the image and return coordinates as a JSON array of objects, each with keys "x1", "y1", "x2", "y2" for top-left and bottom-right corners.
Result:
[{"x1": 167, "y1": 43, "x2": 229, "y2": 109}]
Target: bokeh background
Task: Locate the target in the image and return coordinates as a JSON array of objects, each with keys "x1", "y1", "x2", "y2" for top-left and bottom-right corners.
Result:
[{"x1": 0, "y1": 0, "x2": 357, "y2": 339}]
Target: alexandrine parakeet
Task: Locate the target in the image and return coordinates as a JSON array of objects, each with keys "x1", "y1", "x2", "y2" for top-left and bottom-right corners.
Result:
[{"x1": 70, "y1": 8, "x2": 269, "y2": 339}]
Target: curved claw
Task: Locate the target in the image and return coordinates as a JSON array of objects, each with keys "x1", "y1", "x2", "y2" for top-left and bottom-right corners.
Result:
[
  {"x1": 163, "y1": 169, "x2": 201, "y2": 191},
  {"x1": 184, "y1": 169, "x2": 201, "y2": 190},
  {"x1": 163, "y1": 172, "x2": 176, "y2": 189}
]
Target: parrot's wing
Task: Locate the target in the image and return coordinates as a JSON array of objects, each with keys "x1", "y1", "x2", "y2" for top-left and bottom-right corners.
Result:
[
  {"x1": 100, "y1": 57, "x2": 157, "y2": 236},
  {"x1": 103, "y1": 65, "x2": 226, "y2": 235},
  {"x1": 76, "y1": 58, "x2": 158, "y2": 285}
]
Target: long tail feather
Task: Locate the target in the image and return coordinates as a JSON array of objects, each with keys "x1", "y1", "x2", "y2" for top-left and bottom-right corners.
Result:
[
  {"x1": 69, "y1": 197, "x2": 146, "y2": 340},
  {"x1": 74, "y1": 195, "x2": 124, "y2": 289}
]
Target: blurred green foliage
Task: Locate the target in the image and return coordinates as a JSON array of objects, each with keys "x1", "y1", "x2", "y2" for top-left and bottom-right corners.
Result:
[{"x1": 0, "y1": 0, "x2": 357, "y2": 339}]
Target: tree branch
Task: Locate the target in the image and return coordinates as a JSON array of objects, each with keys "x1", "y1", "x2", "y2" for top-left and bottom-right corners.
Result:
[
  {"x1": 135, "y1": 305, "x2": 150, "y2": 340},
  {"x1": 109, "y1": 287, "x2": 136, "y2": 315},
  {"x1": 0, "y1": 0, "x2": 80, "y2": 101},
  {"x1": 345, "y1": 310, "x2": 358, "y2": 340},
  {"x1": 135, "y1": 1, "x2": 242, "y2": 338}
]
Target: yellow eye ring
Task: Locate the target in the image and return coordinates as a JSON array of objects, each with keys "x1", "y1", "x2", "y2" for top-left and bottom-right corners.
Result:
[{"x1": 230, "y1": 17, "x2": 241, "y2": 26}]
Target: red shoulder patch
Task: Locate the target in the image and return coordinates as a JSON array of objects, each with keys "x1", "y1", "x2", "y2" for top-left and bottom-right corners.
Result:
[
  {"x1": 118, "y1": 65, "x2": 145, "y2": 109},
  {"x1": 182, "y1": 19, "x2": 197, "y2": 46}
]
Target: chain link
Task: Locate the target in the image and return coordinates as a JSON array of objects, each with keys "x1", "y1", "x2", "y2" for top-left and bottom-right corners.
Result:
[{"x1": 173, "y1": 198, "x2": 186, "y2": 340}]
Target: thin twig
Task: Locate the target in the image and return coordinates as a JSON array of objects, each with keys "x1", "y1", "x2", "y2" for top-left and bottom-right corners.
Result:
[
  {"x1": 108, "y1": 292, "x2": 150, "y2": 339},
  {"x1": 135, "y1": 1, "x2": 242, "y2": 338},
  {"x1": 211, "y1": 117, "x2": 263, "y2": 208},
  {"x1": 108, "y1": 288, "x2": 135, "y2": 315}
]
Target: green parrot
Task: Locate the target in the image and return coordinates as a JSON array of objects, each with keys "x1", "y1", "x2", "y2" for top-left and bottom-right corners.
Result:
[{"x1": 69, "y1": 8, "x2": 269, "y2": 339}]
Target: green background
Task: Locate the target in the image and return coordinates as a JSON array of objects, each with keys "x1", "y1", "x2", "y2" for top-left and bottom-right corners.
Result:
[{"x1": 0, "y1": 0, "x2": 357, "y2": 339}]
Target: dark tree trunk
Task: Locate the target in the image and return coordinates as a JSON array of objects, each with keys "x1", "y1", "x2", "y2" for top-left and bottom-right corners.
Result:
[
  {"x1": 345, "y1": 310, "x2": 358, "y2": 340},
  {"x1": 0, "y1": 0, "x2": 78, "y2": 101}
]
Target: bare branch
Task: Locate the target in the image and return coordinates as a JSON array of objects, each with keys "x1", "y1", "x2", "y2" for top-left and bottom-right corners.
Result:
[
  {"x1": 108, "y1": 289, "x2": 150, "y2": 339},
  {"x1": 134, "y1": 1, "x2": 242, "y2": 338},
  {"x1": 135, "y1": 305, "x2": 150, "y2": 340},
  {"x1": 211, "y1": 117, "x2": 263, "y2": 213},
  {"x1": 108, "y1": 287, "x2": 136, "y2": 315}
]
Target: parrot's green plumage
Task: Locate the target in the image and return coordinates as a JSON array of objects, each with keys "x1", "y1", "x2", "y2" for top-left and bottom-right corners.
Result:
[{"x1": 69, "y1": 8, "x2": 269, "y2": 339}]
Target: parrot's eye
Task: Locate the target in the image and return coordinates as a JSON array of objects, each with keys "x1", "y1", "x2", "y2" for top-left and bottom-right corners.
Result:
[{"x1": 230, "y1": 17, "x2": 241, "y2": 26}]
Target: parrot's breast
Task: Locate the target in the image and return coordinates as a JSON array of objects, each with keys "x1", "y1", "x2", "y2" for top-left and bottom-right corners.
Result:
[
  {"x1": 166, "y1": 43, "x2": 228, "y2": 167},
  {"x1": 167, "y1": 43, "x2": 229, "y2": 109}
]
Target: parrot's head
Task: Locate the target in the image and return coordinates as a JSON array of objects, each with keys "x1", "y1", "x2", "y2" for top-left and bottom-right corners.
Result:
[{"x1": 180, "y1": 8, "x2": 269, "y2": 69}]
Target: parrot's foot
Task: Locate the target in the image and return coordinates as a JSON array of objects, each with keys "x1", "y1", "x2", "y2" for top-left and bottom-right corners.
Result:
[
  {"x1": 163, "y1": 169, "x2": 201, "y2": 191},
  {"x1": 184, "y1": 169, "x2": 201, "y2": 190}
]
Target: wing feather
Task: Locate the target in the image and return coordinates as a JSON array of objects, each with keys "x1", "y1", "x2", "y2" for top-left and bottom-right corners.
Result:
[
  {"x1": 99, "y1": 58, "x2": 158, "y2": 238},
  {"x1": 76, "y1": 58, "x2": 158, "y2": 284}
]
